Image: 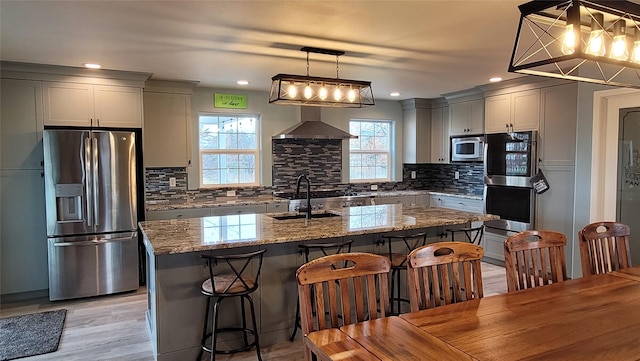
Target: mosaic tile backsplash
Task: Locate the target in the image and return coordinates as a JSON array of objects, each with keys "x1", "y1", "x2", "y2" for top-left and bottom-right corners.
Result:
[
  {"x1": 145, "y1": 134, "x2": 483, "y2": 201},
  {"x1": 145, "y1": 162, "x2": 483, "y2": 202}
]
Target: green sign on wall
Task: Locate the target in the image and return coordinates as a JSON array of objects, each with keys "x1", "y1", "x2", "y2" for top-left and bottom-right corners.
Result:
[{"x1": 214, "y1": 93, "x2": 247, "y2": 109}]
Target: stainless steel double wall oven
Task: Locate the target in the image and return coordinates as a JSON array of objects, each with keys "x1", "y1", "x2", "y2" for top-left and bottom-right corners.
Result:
[{"x1": 483, "y1": 131, "x2": 537, "y2": 235}]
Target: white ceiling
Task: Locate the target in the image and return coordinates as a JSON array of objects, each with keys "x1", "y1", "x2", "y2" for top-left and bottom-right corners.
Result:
[{"x1": 1, "y1": 0, "x2": 530, "y2": 100}]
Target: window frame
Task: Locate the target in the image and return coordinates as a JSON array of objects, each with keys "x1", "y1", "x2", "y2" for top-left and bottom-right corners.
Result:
[
  {"x1": 198, "y1": 112, "x2": 261, "y2": 188},
  {"x1": 348, "y1": 119, "x2": 393, "y2": 183}
]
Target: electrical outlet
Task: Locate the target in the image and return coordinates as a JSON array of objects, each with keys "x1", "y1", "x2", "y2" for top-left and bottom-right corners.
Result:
[
  {"x1": 226, "y1": 190, "x2": 237, "y2": 197},
  {"x1": 169, "y1": 177, "x2": 176, "y2": 187},
  {"x1": 454, "y1": 171, "x2": 460, "y2": 180},
  {"x1": 410, "y1": 171, "x2": 417, "y2": 179},
  {"x1": 370, "y1": 184, "x2": 378, "y2": 191}
]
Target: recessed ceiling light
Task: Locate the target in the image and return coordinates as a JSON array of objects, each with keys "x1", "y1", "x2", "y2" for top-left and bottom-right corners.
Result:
[
  {"x1": 489, "y1": 77, "x2": 502, "y2": 83},
  {"x1": 83, "y1": 63, "x2": 102, "y2": 69},
  {"x1": 237, "y1": 80, "x2": 249, "y2": 85},
  {"x1": 390, "y1": 92, "x2": 401, "y2": 97}
]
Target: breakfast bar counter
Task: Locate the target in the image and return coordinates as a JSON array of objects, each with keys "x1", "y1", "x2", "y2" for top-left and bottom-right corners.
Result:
[{"x1": 140, "y1": 204, "x2": 498, "y2": 361}]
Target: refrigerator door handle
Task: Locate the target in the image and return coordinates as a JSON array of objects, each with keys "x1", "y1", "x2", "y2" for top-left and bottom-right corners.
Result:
[
  {"x1": 92, "y1": 136, "x2": 99, "y2": 227},
  {"x1": 84, "y1": 136, "x2": 93, "y2": 227},
  {"x1": 52, "y1": 236, "x2": 133, "y2": 247}
]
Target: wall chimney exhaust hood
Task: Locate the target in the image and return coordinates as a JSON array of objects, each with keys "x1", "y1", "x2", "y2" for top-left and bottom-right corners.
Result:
[{"x1": 273, "y1": 106, "x2": 357, "y2": 139}]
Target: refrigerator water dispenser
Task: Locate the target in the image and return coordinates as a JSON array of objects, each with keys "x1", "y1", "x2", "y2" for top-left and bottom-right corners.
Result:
[{"x1": 55, "y1": 183, "x2": 84, "y2": 222}]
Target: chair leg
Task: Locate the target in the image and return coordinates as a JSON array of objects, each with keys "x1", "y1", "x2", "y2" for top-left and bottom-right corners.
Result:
[
  {"x1": 211, "y1": 297, "x2": 223, "y2": 361},
  {"x1": 290, "y1": 298, "x2": 301, "y2": 341},
  {"x1": 246, "y1": 295, "x2": 263, "y2": 361},
  {"x1": 240, "y1": 296, "x2": 249, "y2": 346},
  {"x1": 197, "y1": 297, "x2": 211, "y2": 361}
]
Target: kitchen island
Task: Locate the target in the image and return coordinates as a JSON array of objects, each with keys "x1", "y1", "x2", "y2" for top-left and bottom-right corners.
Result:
[{"x1": 140, "y1": 204, "x2": 498, "y2": 361}]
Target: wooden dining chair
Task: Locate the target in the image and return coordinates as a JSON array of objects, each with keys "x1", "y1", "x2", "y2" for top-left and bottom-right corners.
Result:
[
  {"x1": 578, "y1": 221, "x2": 632, "y2": 276},
  {"x1": 295, "y1": 252, "x2": 391, "y2": 361},
  {"x1": 504, "y1": 230, "x2": 568, "y2": 292},
  {"x1": 406, "y1": 242, "x2": 484, "y2": 312}
]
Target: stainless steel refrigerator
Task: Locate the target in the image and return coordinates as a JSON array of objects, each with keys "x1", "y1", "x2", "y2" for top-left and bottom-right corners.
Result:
[{"x1": 43, "y1": 128, "x2": 139, "y2": 301}]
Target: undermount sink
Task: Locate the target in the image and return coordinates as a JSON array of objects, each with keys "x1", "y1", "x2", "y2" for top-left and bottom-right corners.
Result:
[{"x1": 268, "y1": 212, "x2": 341, "y2": 220}]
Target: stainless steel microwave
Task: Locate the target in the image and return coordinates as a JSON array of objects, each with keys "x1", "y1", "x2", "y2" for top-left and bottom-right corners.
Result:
[{"x1": 450, "y1": 135, "x2": 484, "y2": 162}]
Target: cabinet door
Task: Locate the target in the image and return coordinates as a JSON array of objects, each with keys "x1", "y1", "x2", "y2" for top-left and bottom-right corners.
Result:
[
  {"x1": 468, "y1": 99, "x2": 485, "y2": 135},
  {"x1": 210, "y1": 204, "x2": 267, "y2": 216},
  {"x1": 429, "y1": 195, "x2": 444, "y2": 207},
  {"x1": 483, "y1": 231, "x2": 507, "y2": 263},
  {"x1": 442, "y1": 197, "x2": 483, "y2": 213},
  {"x1": 485, "y1": 94, "x2": 511, "y2": 134},
  {"x1": 449, "y1": 102, "x2": 470, "y2": 136},
  {"x1": 43, "y1": 82, "x2": 93, "y2": 126},
  {"x1": 430, "y1": 107, "x2": 448, "y2": 163},
  {"x1": 145, "y1": 208, "x2": 211, "y2": 220},
  {"x1": 1, "y1": 79, "x2": 44, "y2": 170},
  {"x1": 143, "y1": 92, "x2": 190, "y2": 167},
  {"x1": 1, "y1": 169, "x2": 48, "y2": 294},
  {"x1": 539, "y1": 84, "x2": 577, "y2": 165},
  {"x1": 511, "y1": 89, "x2": 540, "y2": 131},
  {"x1": 94, "y1": 85, "x2": 142, "y2": 128}
]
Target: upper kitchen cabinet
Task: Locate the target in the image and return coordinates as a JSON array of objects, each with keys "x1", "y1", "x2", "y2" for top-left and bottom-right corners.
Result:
[
  {"x1": 143, "y1": 80, "x2": 198, "y2": 168},
  {"x1": 430, "y1": 104, "x2": 449, "y2": 163},
  {"x1": 401, "y1": 98, "x2": 433, "y2": 164},
  {"x1": 44, "y1": 82, "x2": 143, "y2": 128},
  {"x1": 485, "y1": 89, "x2": 540, "y2": 134},
  {"x1": 444, "y1": 89, "x2": 484, "y2": 136},
  {"x1": 1, "y1": 78, "x2": 44, "y2": 170}
]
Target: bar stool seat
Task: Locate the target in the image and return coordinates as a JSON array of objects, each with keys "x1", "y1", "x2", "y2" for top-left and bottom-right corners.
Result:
[
  {"x1": 198, "y1": 249, "x2": 266, "y2": 361},
  {"x1": 289, "y1": 239, "x2": 353, "y2": 341}
]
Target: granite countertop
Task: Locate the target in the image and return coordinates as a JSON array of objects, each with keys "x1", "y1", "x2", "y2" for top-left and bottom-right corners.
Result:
[
  {"x1": 426, "y1": 191, "x2": 483, "y2": 200},
  {"x1": 140, "y1": 203, "x2": 498, "y2": 255}
]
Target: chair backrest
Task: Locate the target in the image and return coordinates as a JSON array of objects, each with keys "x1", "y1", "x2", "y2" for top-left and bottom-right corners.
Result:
[
  {"x1": 202, "y1": 249, "x2": 266, "y2": 296},
  {"x1": 504, "y1": 230, "x2": 568, "y2": 292},
  {"x1": 295, "y1": 252, "x2": 391, "y2": 335},
  {"x1": 406, "y1": 242, "x2": 484, "y2": 312},
  {"x1": 578, "y1": 221, "x2": 632, "y2": 276}
]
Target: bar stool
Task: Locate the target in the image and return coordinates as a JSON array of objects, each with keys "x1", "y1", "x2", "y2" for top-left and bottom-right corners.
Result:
[
  {"x1": 289, "y1": 239, "x2": 353, "y2": 341},
  {"x1": 380, "y1": 232, "x2": 427, "y2": 315},
  {"x1": 198, "y1": 249, "x2": 266, "y2": 361},
  {"x1": 446, "y1": 224, "x2": 484, "y2": 245}
]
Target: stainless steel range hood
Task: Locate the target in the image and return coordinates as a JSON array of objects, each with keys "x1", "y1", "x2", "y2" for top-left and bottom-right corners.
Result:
[{"x1": 273, "y1": 106, "x2": 357, "y2": 139}]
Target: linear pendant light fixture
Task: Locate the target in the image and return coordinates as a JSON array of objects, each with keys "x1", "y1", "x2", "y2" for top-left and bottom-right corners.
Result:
[
  {"x1": 509, "y1": 0, "x2": 640, "y2": 88},
  {"x1": 269, "y1": 47, "x2": 375, "y2": 107}
]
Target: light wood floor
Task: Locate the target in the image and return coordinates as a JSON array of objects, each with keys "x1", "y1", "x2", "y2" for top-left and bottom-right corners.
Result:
[{"x1": 0, "y1": 262, "x2": 506, "y2": 361}]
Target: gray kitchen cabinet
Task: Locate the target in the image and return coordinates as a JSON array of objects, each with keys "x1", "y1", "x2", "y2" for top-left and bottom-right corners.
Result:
[
  {"x1": 145, "y1": 208, "x2": 211, "y2": 221},
  {"x1": 482, "y1": 231, "x2": 507, "y2": 263},
  {"x1": 0, "y1": 77, "x2": 48, "y2": 296},
  {"x1": 401, "y1": 98, "x2": 433, "y2": 164},
  {"x1": 535, "y1": 83, "x2": 577, "y2": 269},
  {"x1": 429, "y1": 195, "x2": 445, "y2": 207},
  {"x1": 143, "y1": 80, "x2": 197, "y2": 167},
  {"x1": 430, "y1": 105, "x2": 449, "y2": 163},
  {"x1": 449, "y1": 99, "x2": 484, "y2": 136},
  {"x1": 43, "y1": 81, "x2": 143, "y2": 128},
  {"x1": 1, "y1": 79, "x2": 43, "y2": 170},
  {"x1": 442, "y1": 197, "x2": 483, "y2": 213},
  {"x1": 485, "y1": 89, "x2": 540, "y2": 134},
  {"x1": 210, "y1": 204, "x2": 267, "y2": 216},
  {"x1": 372, "y1": 195, "x2": 416, "y2": 205},
  {"x1": 0, "y1": 169, "x2": 48, "y2": 295},
  {"x1": 266, "y1": 202, "x2": 289, "y2": 213}
]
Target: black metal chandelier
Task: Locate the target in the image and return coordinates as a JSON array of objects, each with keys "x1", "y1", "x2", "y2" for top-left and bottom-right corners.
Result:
[
  {"x1": 269, "y1": 47, "x2": 375, "y2": 108},
  {"x1": 509, "y1": 0, "x2": 640, "y2": 88}
]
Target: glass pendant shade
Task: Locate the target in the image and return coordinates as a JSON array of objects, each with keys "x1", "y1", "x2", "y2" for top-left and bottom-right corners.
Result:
[
  {"x1": 585, "y1": 13, "x2": 606, "y2": 56},
  {"x1": 509, "y1": 0, "x2": 640, "y2": 89}
]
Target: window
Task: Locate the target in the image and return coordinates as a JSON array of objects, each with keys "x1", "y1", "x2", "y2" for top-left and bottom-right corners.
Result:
[
  {"x1": 349, "y1": 120, "x2": 392, "y2": 181},
  {"x1": 199, "y1": 114, "x2": 259, "y2": 187}
]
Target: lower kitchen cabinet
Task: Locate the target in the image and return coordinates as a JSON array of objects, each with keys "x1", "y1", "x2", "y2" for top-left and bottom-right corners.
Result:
[
  {"x1": 373, "y1": 195, "x2": 417, "y2": 205},
  {"x1": 210, "y1": 204, "x2": 267, "y2": 216},
  {"x1": 145, "y1": 208, "x2": 211, "y2": 221},
  {"x1": 0, "y1": 169, "x2": 48, "y2": 295},
  {"x1": 483, "y1": 231, "x2": 507, "y2": 263}
]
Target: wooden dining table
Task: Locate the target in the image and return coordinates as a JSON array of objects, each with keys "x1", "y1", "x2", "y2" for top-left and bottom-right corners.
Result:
[{"x1": 305, "y1": 266, "x2": 640, "y2": 361}]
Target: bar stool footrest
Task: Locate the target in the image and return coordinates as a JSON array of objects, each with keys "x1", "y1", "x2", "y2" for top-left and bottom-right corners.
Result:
[{"x1": 202, "y1": 328, "x2": 258, "y2": 355}]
